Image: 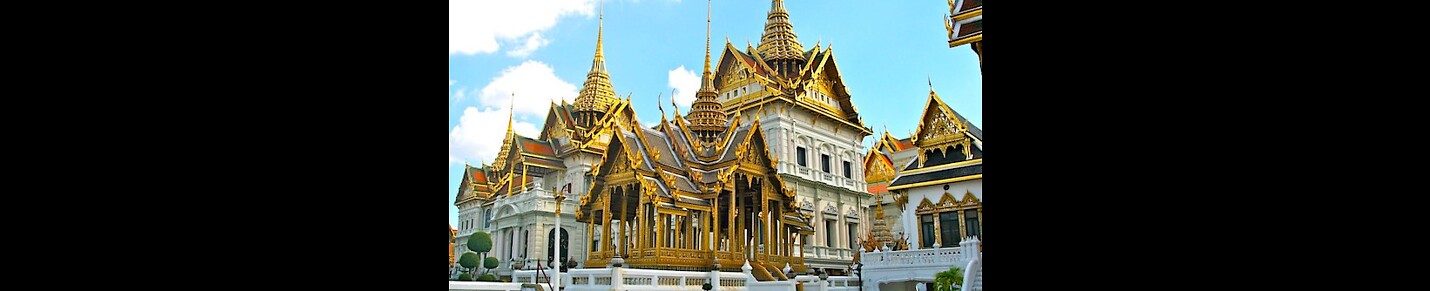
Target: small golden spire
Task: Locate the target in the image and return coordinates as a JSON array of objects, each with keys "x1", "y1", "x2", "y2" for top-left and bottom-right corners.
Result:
[
  {"x1": 703, "y1": 0, "x2": 712, "y2": 76},
  {"x1": 506, "y1": 93, "x2": 515, "y2": 136},
  {"x1": 697, "y1": 0, "x2": 716, "y2": 94},
  {"x1": 593, "y1": 0, "x2": 605, "y2": 71}
]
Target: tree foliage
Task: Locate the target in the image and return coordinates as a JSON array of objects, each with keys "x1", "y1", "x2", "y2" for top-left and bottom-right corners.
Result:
[
  {"x1": 933, "y1": 266, "x2": 963, "y2": 291},
  {"x1": 483, "y1": 256, "x2": 500, "y2": 269},
  {"x1": 459, "y1": 252, "x2": 480, "y2": 269},
  {"x1": 467, "y1": 232, "x2": 493, "y2": 253}
]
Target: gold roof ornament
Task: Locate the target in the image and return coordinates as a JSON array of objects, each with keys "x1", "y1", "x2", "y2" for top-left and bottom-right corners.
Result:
[
  {"x1": 574, "y1": 1, "x2": 617, "y2": 120},
  {"x1": 757, "y1": 0, "x2": 805, "y2": 64},
  {"x1": 687, "y1": 0, "x2": 729, "y2": 145}
]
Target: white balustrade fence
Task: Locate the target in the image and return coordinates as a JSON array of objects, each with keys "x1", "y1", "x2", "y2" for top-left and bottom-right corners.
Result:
[
  {"x1": 473, "y1": 261, "x2": 866, "y2": 291},
  {"x1": 448, "y1": 281, "x2": 523, "y2": 291},
  {"x1": 858, "y1": 236, "x2": 981, "y2": 291}
]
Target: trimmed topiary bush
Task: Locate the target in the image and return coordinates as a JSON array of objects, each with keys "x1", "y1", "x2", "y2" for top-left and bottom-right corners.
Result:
[
  {"x1": 467, "y1": 232, "x2": 492, "y2": 253},
  {"x1": 458, "y1": 273, "x2": 473, "y2": 281},
  {"x1": 478, "y1": 274, "x2": 498, "y2": 282},
  {"x1": 459, "y1": 252, "x2": 480, "y2": 269},
  {"x1": 484, "y1": 256, "x2": 499, "y2": 269}
]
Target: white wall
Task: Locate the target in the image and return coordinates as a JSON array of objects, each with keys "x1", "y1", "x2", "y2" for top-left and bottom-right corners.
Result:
[{"x1": 899, "y1": 178, "x2": 981, "y2": 250}]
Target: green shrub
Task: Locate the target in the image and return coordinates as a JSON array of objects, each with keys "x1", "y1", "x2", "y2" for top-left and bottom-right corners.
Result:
[
  {"x1": 459, "y1": 252, "x2": 480, "y2": 269},
  {"x1": 458, "y1": 273, "x2": 473, "y2": 281},
  {"x1": 467, "y1": 232, "x2": 493, "y2": 253},
  {"x1": 484, "y1": 256, "x2": 500, "y2": 269},
  {"x1": 933, "y1": 266, "x2": 963, "y2": 291},
  {"x1": 478, "y1": 274, "x2": 498, "y2": 282}
]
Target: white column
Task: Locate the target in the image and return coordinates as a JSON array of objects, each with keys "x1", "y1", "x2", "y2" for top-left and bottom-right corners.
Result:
[{"x1": 553, "y1": 202, "x2": 561, "y2": 290}]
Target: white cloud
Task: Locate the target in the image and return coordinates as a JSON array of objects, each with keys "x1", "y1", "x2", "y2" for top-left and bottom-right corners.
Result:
[
  {"x1": 667, "y1": 65, "x2": 700, "y2": 110},
  {"x1": 506, "y1": 33, "x2": 550, "y2": 57},
  {"x1": 449, "y1": 0, "x2": 595, "y2": 56},
  {"x1": 449, "y1": 106, "x2": 541, "y2": 165},
  {"x1": 452, "y1": 87, "x2": 467, "y2": 106},
  {"x1": 479, "y1": 60, "x2": 579, "y2": 116}
]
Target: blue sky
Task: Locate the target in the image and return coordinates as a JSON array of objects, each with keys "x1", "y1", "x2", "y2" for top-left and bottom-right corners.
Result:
[{"x1": 449, "y1": 0, "x2": 981, "y2": 227}]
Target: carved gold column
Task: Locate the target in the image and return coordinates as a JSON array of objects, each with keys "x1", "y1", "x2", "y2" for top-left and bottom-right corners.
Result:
[
  {"x1": 635, "y1": 190, "x2": 646, "y2": 256},
  {"x1": 687, "y1": 209, "x2": 695, "y2": 249},
  {"x1": 957, "y1": 209, "x2": 965, "y2": 245},
  {"x1": 621, "y1": 184, "x2": 630, "y2": 257},
  {"x1": 761, "y1": 177, "x2": 770, "y2": 259},
  {"x1": 712, "y1": 194, "x2": 720, "y2": 253},
  {"x1": 587, "y1": 209, "x2": 595, "y2": 259},
  {"x1": 603, "y1": 187, "x2": 612, "y2": 257}
]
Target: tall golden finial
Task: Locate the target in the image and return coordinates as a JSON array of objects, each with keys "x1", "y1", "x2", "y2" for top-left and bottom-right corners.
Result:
[
  {"x1": 506, "y1": 93, "x2": 515, "y2": 136},
  {"x1": 688, "y1": 1, "x2": 728, "y2": 144},
  {"x1": 704, "y1": 0, "x2": 712, "y2": 76},
  {"x1": 928, "y1": 75, "x2": 934, "y2": 92},
  {"x1": 574, "y1": 0, "x2": 616, "y2": 126},
  {"x1": 596, "y1": 0, "x2": 604, "y2": 61}
]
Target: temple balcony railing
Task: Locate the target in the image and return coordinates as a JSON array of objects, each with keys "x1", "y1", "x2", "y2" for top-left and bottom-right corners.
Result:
[
  {"x1": 860, "y1": 237, "x2": 981, "y2": 271},
  {"x1": 794, "y1": 275, "x2": 860, "y2": 291},
  {"x1": 803, "y1": 245, "x2": 856, "y2": 261}
]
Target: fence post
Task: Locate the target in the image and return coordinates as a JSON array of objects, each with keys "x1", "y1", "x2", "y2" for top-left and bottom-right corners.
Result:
[
  {"x1": 711, "y1": 266, "x2": 721, "y2": 291},
  {"x1": 960, "y1": 236, "x2": 980, "y2": 264},
  {"x1": 611, "y1": 256, "x2": 625, "y2": 290}
]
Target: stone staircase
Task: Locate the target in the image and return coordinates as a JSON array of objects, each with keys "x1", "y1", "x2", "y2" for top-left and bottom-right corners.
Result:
[{"x1": 971, "y1": 266, "x2": 981, "y2": 291}]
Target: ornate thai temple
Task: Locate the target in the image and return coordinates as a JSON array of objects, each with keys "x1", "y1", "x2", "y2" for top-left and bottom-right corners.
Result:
[
  {"x1": 451, "y1": 1, "x2": 985, "y2": 290},
  {"x1": 710, "y1": 0, "x2": 875, "y2": 274},
  {"x1": 856, "y1": 86, "x2": 982, "y2": 291}
]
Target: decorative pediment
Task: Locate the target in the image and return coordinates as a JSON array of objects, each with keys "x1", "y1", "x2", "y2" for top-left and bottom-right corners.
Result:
[
  {"x1": 911, "y1": 90, "x2": 974, "y2": 166},
  {"x1": 916, "y1": 197, "x2": 936, "y2": 213},
  {"x1": 912, "y1": 91, "x2": 968, "y2": 146},
  {"x1": 846, "y1": 208, "x2": 860, "y2": 218},
  {"x1": 800, "y1": 200, "x2": 814, "y2": 210},
  {"x1": 961, "y1": 191, "x2": 980, "y2": 207},
  {"x1": 938, "y1": 192, "x2": 958, "y2": 208},
  {"x1": 824, "y1": 205, "x2": 839, "y2": 215},
  {"x1": 609, "y1": 148, "x2": 631, "y2": 174},
  {"x1": 714, "y1": 43, "x2": 756, "y2": 89},
  {"x1": 865, "y1": 152, "x2": 895, "y2": 183}
]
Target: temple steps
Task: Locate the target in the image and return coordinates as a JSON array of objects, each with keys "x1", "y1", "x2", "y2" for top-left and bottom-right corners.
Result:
[
  {"x1": 748, "y1": 260, "x2": 777, "y2": 281},
  {"x1": 760, "y1": 261, "x2": 788, "y2": 281}
]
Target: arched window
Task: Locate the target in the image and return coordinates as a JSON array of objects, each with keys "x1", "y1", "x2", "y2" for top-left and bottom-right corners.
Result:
[{"x1": 547, "y1": 228, "x2": 570, "y2": 267}]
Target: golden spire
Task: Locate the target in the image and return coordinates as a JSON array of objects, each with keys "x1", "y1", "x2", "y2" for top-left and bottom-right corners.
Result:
[
  {"x1": 757, "y1": 0, "x2": 805, "y2": 65},
  {"x1": 506, "y1": 93, "x2": 515, "y2": 138},
  {"x1": 593, "y1": 1, "x2": 605, "y2": 72},
  {"x1": 688, "y1": 0, "x2": 727, "y2": 145},
  {"x1": 573, "y1": 1, "x2": 616, "y2": 126},
  {"x1": 698, "y1": 0, "x2": 715, "y2": 94}
]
